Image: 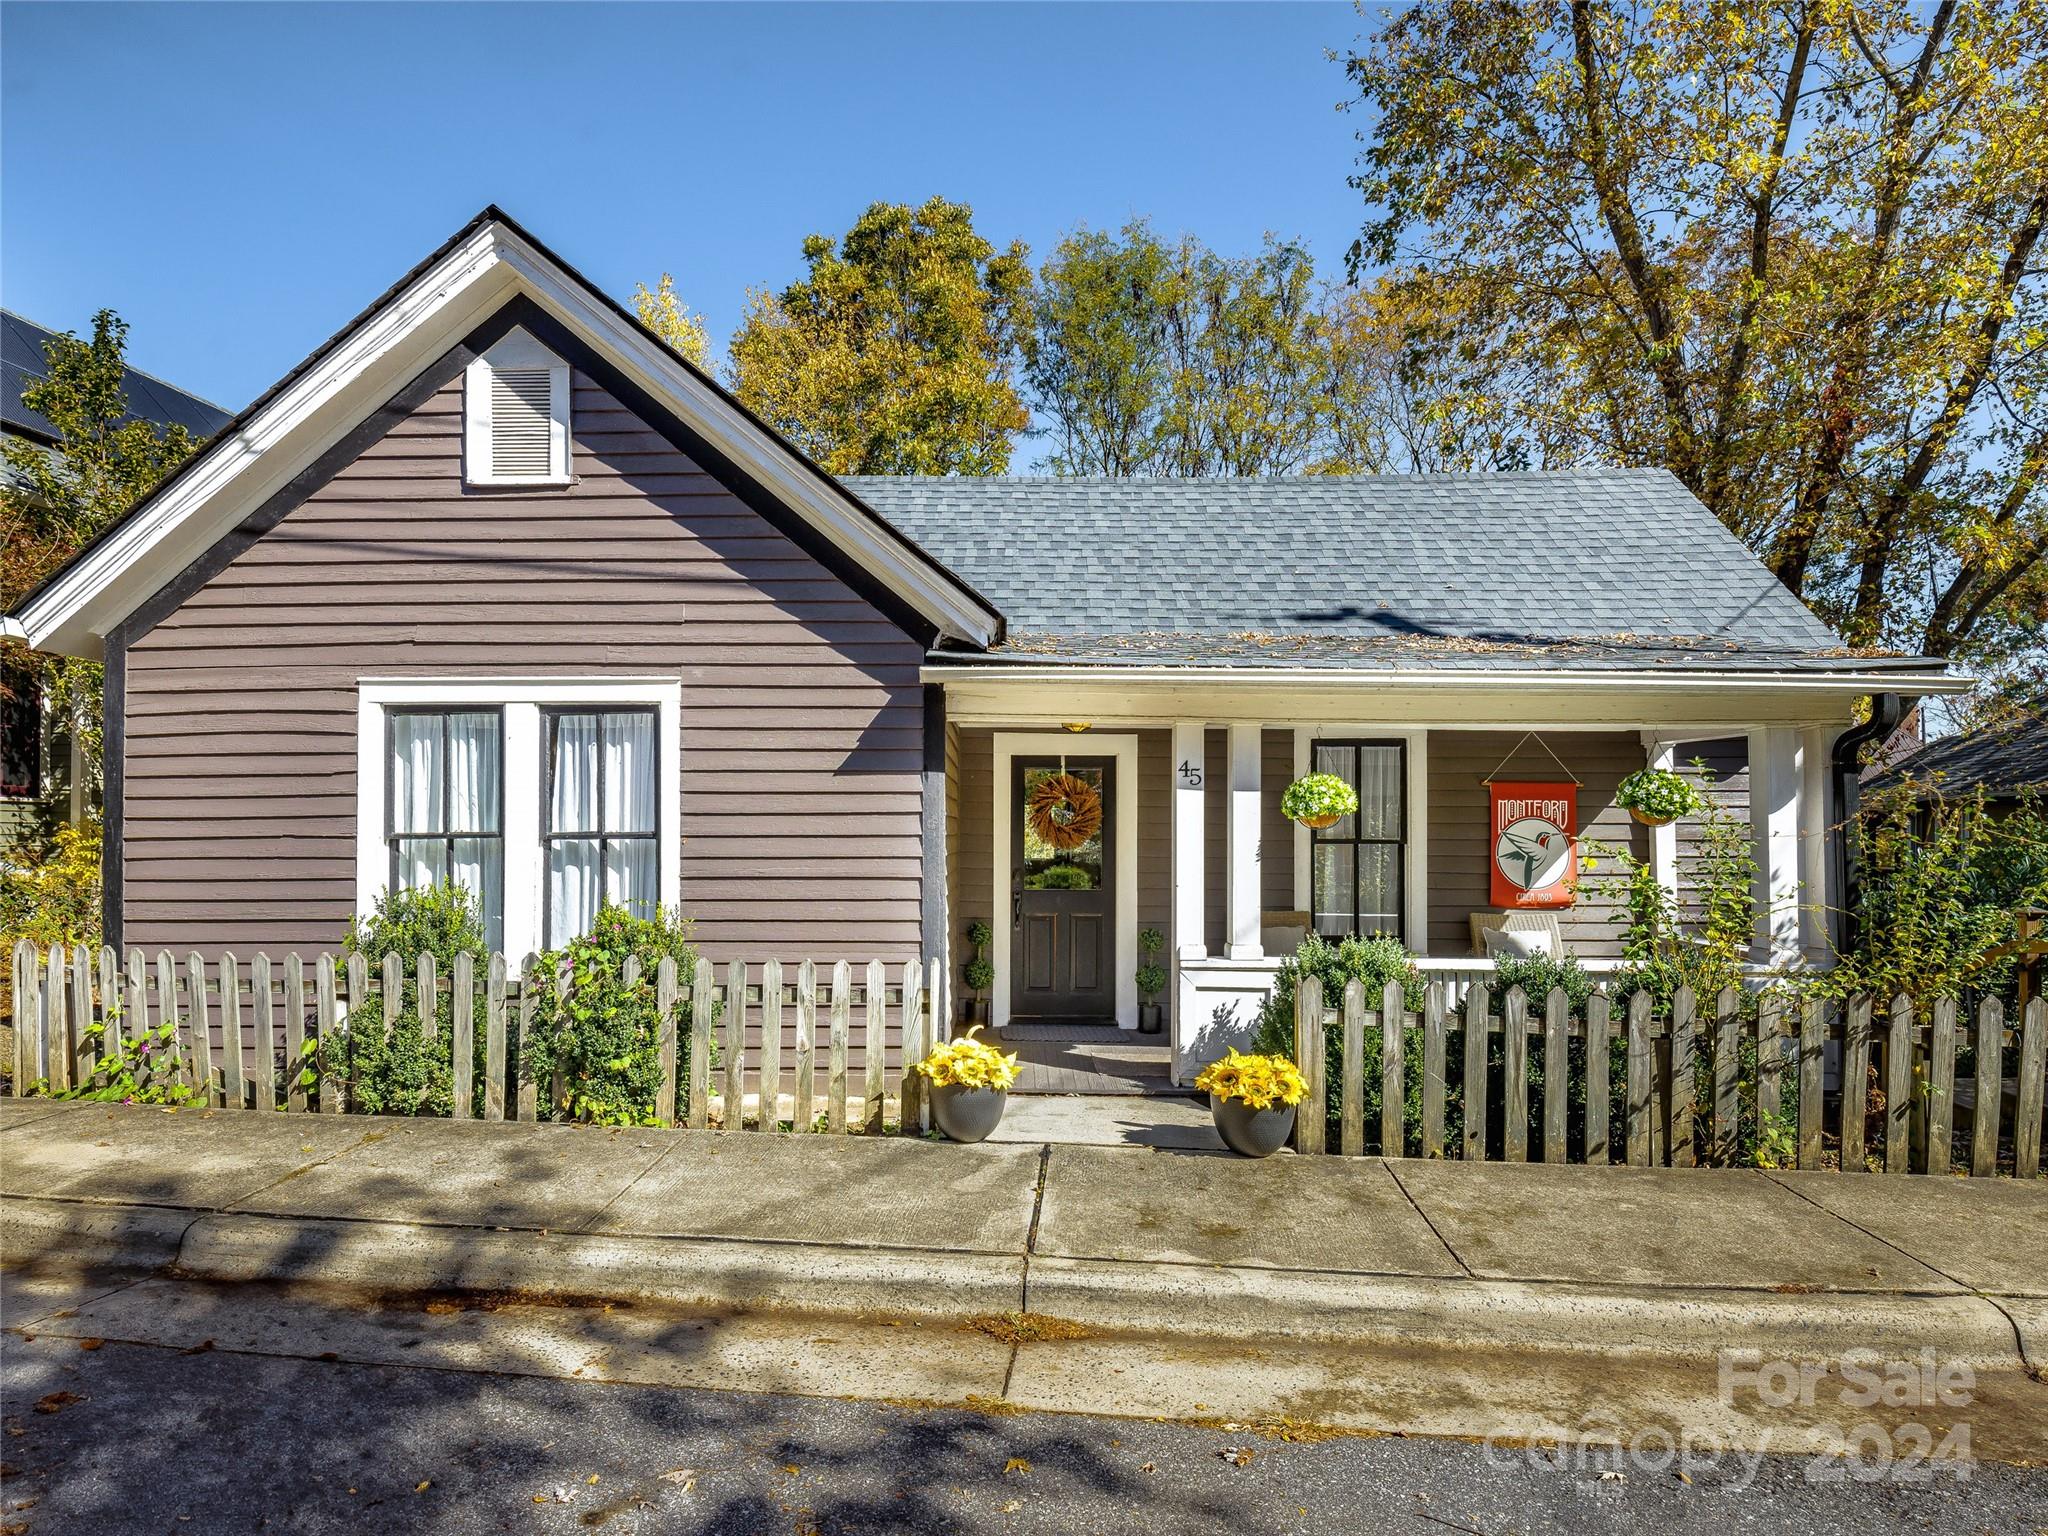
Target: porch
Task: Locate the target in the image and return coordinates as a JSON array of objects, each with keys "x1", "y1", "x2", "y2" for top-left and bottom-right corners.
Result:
[{"x1": 939, "y1": 684, "x2": 1854, "y2": 1086}]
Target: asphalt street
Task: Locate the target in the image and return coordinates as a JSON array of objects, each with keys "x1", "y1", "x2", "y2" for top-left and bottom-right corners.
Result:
[{"x1": 2, "y1": 1329, "x2": 2035, "y2": 1536}]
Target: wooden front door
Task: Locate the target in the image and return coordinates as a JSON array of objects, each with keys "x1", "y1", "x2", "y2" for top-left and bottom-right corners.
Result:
[{"x1": 1011, "y1": 757, "x2": 1116, "y2": 1023}]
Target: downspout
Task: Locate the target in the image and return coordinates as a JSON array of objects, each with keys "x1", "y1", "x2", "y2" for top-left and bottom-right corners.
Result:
[{"x1": 1830, "y1": 692, "x2": 1905, "y2": 956}]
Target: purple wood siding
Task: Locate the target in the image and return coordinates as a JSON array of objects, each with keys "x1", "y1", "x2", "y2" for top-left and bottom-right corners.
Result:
[
  {"x1": 120, "y1": 371, "x2": 926, "y2": 964},
  {"x1": 1425, "y1": 730, "x2": 1649, "y2": 958}
]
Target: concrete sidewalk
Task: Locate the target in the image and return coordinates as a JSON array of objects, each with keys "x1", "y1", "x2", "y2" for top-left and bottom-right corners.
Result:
[{"x1": 4, "y1": 1098, "x2": 2045, "y2": 1376}]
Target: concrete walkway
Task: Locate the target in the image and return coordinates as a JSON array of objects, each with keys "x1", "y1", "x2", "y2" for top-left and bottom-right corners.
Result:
[{"x1": 6, "y1": 1098, "x2": 2047, "y2": 1459}]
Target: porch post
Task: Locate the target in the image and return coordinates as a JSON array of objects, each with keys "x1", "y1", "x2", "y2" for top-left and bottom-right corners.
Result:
[
  {"x1": 1172, "y1": 722, "x2": 1207, "y2": 961},
  {"x1": 1227, "y1": 723, "x2": 1263, "y2": 961},
  {"x1": 1798, "y1": 725, "x2": 1831, "y2": 962},
  {"x1": 1639, "y1": 733, "x2": 1679, "y2": 901},
  {"x1": 1748, "y1": 726, "x2": 1803, "y2": 966}
]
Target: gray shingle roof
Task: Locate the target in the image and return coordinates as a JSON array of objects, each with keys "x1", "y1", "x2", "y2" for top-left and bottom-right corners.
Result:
[
  {"x1": 1868, "y1": 713, "x2": 2048, "y2": 798},
  {"x1": 846, "y1": 470, "x2": 1895, "y2": 671}
]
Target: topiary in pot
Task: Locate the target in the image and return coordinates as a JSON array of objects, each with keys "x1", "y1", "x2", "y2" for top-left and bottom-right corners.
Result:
[{"x1": 1136, "y1": 927, "x2": 1167, "y2": 1033}]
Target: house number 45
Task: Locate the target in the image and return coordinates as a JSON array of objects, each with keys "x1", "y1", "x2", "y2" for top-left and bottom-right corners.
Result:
[{"x1": 1178, "y1": 760, "x2": 1203, "y2": 788}]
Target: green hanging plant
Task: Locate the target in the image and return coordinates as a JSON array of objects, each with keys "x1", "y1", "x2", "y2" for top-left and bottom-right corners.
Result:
[
  {"x1": 1281, "y1": 773, "x2": 1360, "y2": 829},
  {"x1": 1615, "y1": 768, "x2": 1702, "y2": 826}
]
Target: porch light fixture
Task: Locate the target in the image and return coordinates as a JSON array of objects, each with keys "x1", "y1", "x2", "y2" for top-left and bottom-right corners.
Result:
[{"x1": 1061, "y1": 721, "x2": 1092, "y2": 733}]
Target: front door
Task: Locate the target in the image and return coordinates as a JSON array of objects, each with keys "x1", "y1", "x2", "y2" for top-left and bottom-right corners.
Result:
[{"x1": 1011, "y1": 757, "x2": 1115, "y2": 1023}]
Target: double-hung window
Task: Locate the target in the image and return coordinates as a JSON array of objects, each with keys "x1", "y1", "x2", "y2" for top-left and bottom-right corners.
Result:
[
  {"x1": 1309, "y1": 739, "x2": 1406, "y2": 943},
  {"x1": 386, "y1": 709, "x2": 506, "y2": 951},
  {"x1": 362, "y1": 682, "x2": 678, "y2": 961},
  {"x1": 543, "y1": 707, "x2": 659, "y2": 945}
]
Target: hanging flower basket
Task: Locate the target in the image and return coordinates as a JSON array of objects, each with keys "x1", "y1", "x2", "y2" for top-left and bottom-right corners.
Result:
[
  {"x1": 1615, "y1": 767, "x2": 1702, "y2": 827},
  {"x1": 1027, "y1": 772, "x2": 1104, "y2": 851},
  {"x1": 1281, "y1": 773, "x2": 1360, "y2": 830}
]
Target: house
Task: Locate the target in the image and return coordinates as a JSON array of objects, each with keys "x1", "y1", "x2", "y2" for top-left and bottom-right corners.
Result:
[
  {"x1": 3, "y1": 309, "x2": 234, "y2": 841},
  {"x1": 1, "y1": 210, "x2": 1966, "y2": 1082},
  {"x1": 1866, "y1": 710, "x2": 2047, "y2": 819}
]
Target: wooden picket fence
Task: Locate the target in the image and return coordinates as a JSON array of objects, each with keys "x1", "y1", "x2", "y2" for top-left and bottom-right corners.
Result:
[
  {"x1": 6, "y1": 943, "x2": 945, "y2": 1135},
  {"x1": 1291, "y1": 977, "x2": 2047, "y2": 1178}
]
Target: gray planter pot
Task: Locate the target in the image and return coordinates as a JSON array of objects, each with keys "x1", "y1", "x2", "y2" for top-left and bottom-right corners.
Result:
[
  {"x1": 930, "y1": 1083, "x2": 1008, "y2": 1144},
  {"x1": 1138, "y1": 1003, "x2": 1165, "y2": 1034},
  {"x1": 1211, "y1": 1096, "x2": 1297, "y2": 1158},
  {"x1": 961, "y1": 997, "x2": 989, "y2": 1027}
]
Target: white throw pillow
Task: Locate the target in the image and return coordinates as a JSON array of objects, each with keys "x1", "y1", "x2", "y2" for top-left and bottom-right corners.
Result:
[{"x1": 1483, "y1": 925, "x2": 1553, "y2": 961}]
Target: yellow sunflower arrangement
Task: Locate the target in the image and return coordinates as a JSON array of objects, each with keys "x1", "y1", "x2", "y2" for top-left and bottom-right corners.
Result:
[
  {"x1": 912, "y1": 1026, "x2": 1022, "y2": 1091},
  {"x1": 1194, "y1": 1048, "x2": 1307, "y2": 1110}
]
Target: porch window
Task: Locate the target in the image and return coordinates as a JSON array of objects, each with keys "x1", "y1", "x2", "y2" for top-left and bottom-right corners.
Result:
[
  {"x1": 1309, "y1": 739, "x2": 1406, "y2": 943},
  {"x1": 544, "y1": 707, "x2": 659, "y2": 945},
  {"x1": 387, "y1": 709, "x2": 505, "y2": 951}
]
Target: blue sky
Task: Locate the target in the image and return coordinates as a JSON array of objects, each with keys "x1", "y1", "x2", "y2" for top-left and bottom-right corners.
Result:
[{"x1": 2, "y1": 1, "x2": 1371, "y2": 465}]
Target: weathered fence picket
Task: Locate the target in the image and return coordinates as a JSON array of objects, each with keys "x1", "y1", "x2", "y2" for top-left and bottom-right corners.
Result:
[
  {"x1": 898, "y1": 960, "x2": 924, "y2": 1136},
  {"x1": 723, "y1": 960, "x2": 746, "y2": 1130},
  {"x1": 828, "y1": 960, "x2": 851, "y2": 1134},
  {"x1": 1462, "y1": 983, "x2": 1488, "y2": 1164},
  {"x1": 1381, "y1": 979, "x2": 1405, "y2": 1159},
  {"x1": 1840, "y1": 995, "x2": 1872, "y2": 1171},
  {"x1": 1543, "y1": 987, "x2": 1568, "y2": 1164},
  {"x1": 1973, "y1": 998, "x2": 2003, "y2": 1178},
  {"x1": 485, "y1": 954, "x2": 508, "y2": 1121},
  {"x1": 689, "y1": 957, "x2": 714, "y2": 1130},
  {"x1": 284, "y1": 954, "x2": 307, "y2": 1114},
  {"x1": 1885, "y1": 994, "x2": 1913, "y2": 1175},
  {"x1": 864, "y1": 959, "x2": 887, "y2": 1136},
  {"x1": 1421, "y1": 985, "x2": 1448, "y2": 1159},
  {"x1": 1585, "y1": 990, "x2": 1611, "y2": 1165},
  {"x1": 792, "y1": 959, "x2": 817, "y2": 1134},
  {"x1": 451, "y1": 952, "x2": 474, "y2": 1119},
  {"x1": 1293, "y1": 974, "x2": 1325, "y2": 1156},
  {"x1": 1339, "y1": 980, "x2": 1364, "y2": 1159},
  {"x1": 760, "y1": 958, "x2": 785, "y2": 1131}
]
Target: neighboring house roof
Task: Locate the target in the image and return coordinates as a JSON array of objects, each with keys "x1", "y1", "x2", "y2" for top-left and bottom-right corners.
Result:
[
  {"x1": 852, "y1": 473, "x2": 1935, "y2": 675},
  {"x1": 2, "y1": 207, "x2": 1002, "y2": 659},
  {"x1": 3, "y1": 308, "x2": 234, "y2": 446},
  {"x1": 1867, "y1": 712, "x2": 2048, "y2": 799}
]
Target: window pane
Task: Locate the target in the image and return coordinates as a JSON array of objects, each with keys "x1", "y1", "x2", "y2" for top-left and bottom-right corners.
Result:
[
  {"x1": 1312, "y1": 843, "x2": 1356, "y2": 937},
  {"x1": 390, "y1": 715, "x2": 444, "y2": 835},
  {"x1": 446, "y1": 712, "x2": 501, "y2": 834},
  {"x1": 1311, "y1": 742, "x2": 1357, "y2": 839},
  {"x1": 394, "y1": 835, "x2": 447, "y2": 894},
  {"x1": 607, "y1": 839, "x2": 657, "y2": 921},
  {"x1": 605, "y1": 711, "x2": 656, "y2": 834},
  {"x1": 1020, "y1": 764, "x2": 1103, "y2": 890},
  {"x1": 550, "y1": 714, "x2": 600, "y2": 834},
  {"x1": 1357, "y1": 843, "x2": 1401, "y2": 938},
  {"x1": 1355, "y1": 745, "x2": 1402, "y2": 840},
  {"x1": 451, "y1": 836, "x2": 505, "y2": 953},
  {"x1": 548, "y1": 837, "x2": 601, "y2": 945}
]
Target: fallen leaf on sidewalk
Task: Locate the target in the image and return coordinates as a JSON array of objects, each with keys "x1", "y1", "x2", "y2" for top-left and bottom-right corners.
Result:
[
  {"x1": 1000, "y1": 1499, "x2": 1022, "y2": 1513},
  {"x1": 1003, "y1": 1458, "x2": 1031, "y2": 1476},
  {"x1": 1138, "y1": 1463, "x2": 1156, "y2": 1474},
  {"x1": 1217, "y1": 1447, "x2": 1255, "y2": 1467},
  {"x1": 657, "y1": 1469, "x2": 697, "y2": 1491},
  {"x1": 77, "y1": 1340, "x2": 102, "y2": 1352},
  {"x1": 31, "y1": 1393, "x2": 82, "y2": 1416},
  {"x1": 415, "y1": 1480, "x2": 431, "y2": 1493}
]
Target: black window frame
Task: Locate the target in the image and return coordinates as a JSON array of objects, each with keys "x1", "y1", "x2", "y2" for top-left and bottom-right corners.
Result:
[
  {"x1": 1308, "y1": 738, "x2": 1408, "y2": 944},
  {"x1": 383, "y1": 706, "x2": 508, "y2": 942},
  {"x1": 541, "y1": 705, "x2": 661, "y2": 946}
]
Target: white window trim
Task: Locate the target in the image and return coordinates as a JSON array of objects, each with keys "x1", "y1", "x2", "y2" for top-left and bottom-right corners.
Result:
[
  {"x1": 1293, "y1": 726, "x2": 1429, "y2": 951},
  {"x1": 463, "y1": 327, "x2": 573, "y2": 487},
  {"x1": 991, "y1": 731, "x2": 1140, "y2": 1032},
  {"x1": 357, "y1": 678, "x2": 682, "y2": 964}
]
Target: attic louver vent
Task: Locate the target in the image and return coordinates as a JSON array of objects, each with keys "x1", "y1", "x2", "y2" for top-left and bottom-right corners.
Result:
[{"x1": 490, "y1": 367, "x2": 555, "y2": 477}]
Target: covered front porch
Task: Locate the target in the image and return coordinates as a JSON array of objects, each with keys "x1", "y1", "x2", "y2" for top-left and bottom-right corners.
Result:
[{"x1": 935, "y1": 666, "x2": 1883, "y2": 1085}]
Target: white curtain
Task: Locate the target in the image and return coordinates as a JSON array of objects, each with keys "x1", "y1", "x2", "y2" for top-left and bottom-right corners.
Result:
[
  {"x1": 551, "y1": 714, "x2": 600, "y2": 834},
  {"x1": 1355, "y1": 745, "x2": 1402, "y2": 839},
  {"x1": 390, "y1": 714, "x2": 444, "y2": 838},
  {"x1": 607, "y1": 711, "x2": 656, "y2": 833}
]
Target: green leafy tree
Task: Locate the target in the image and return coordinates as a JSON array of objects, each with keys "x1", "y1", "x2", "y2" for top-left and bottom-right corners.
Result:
[
  {"x1": 728, "y1": 197, "x2": 1033, "y2": 474},
  {"x1": 1344, "y1": 0, "x2": 2048, "y2": 682},
  {"x1": 2, "y1": 311, "x2": 199, "y2": 818},
  {"x1": 631, "y1": 274, "x2": 711, "y2": 369},
  {"x1": 1026, "y1": 220, "x2": 1174, "y2": 475}
]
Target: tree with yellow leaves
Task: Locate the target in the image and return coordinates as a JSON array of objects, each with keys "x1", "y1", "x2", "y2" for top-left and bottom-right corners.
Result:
[
  {"x1": 1346, "y1": 0, "x2": 2048, "y2": 668},
  {"x1": 726, "y1": 198, "x2": 1033, "y2": 475}
]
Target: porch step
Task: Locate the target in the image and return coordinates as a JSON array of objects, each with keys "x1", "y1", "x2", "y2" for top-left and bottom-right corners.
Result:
[{"x1": 999, "y1": 1030, "x2": 1178, "y2": 1097}]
